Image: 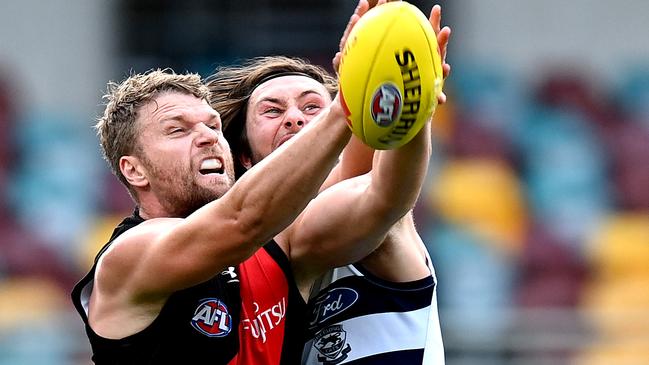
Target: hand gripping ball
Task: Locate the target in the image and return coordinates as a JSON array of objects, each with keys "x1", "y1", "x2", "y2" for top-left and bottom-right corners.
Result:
[{"x1": 339, "y1": 2, "x2": 444, "y2": 149}]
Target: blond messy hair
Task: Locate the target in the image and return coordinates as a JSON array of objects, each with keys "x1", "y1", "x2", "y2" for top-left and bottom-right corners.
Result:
[
  {"x1": 205, "y1": 56, "x2": 337, "y2": 178},
  {"x1": 96, "y1": 69, "x2": 210, "y2": 196}
]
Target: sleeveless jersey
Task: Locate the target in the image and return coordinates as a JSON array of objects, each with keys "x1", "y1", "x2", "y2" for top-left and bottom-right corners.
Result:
[
  {"x1": 301, "y1": 260, "x2": 444, "y2": 365},
  {"x1": 71, "y1": 210, "x2": 306, "y2": 365}
]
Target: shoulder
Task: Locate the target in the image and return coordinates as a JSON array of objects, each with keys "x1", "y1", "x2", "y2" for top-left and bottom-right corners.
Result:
[
  {"x1": 94, "y1": 217, "x2": 183, "y2": 286},
  {"x1": 102, "y1": 218, "x2": 182, "y2": 258}
]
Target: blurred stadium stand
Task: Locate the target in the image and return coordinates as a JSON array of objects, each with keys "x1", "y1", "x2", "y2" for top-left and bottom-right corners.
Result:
[{"x1": 1, "y1": 0, "x2": 648, "y2": 364}]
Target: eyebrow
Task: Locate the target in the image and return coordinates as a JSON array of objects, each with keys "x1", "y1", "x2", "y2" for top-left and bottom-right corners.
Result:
[
  {"x1": 257, "y1": 89, "x2": 326, "y2": 105},
  {"x1": 159, "y1": 114, "x2": 183, "y2": 122},
  {"x1": 159, "y1": 111, "x2": 220, "y2": 124}
]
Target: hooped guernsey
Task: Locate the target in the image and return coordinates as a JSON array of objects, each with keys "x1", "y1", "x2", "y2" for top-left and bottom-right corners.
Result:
[
  {"x1": 71, "y1": 210, "x2": 306, "y2": 365},
  {"x1": 302, "y1": 260, "x2": 445, "y2": 365}
]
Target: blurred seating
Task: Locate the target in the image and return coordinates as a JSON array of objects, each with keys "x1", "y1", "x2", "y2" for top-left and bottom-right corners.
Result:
[
  {"x1": 422, "y1": 62, "x2": 649, "y2": 363},
  {"x1": 0, "y1": 73, "x2": 78, "y2": 292},
  {"x1": 9, "y1": 111, "x2": 103, "y2": 262},
  {"x1": 424, "y1": 222, "x2": 516, "y2": 364},
  {"x1": 77, "y1": 212, "x2": 127, "y2": 273},
  {"x1": 424, "y1": 157, "x2": 525, "y2": 362},
  {"x1": 448, "y1": 112, "x2": 515, "y2": 164},
  {"x1": 429, "y1": 158, "x2": 528, "y2": 254},
  {"x1": 605, "y1": 122, "x2": 649, "y2": 211},
  {"x1": 0, "y1": 277, "x2": 67, "y2": 329},
  {"x1": 517, "y1": 106, "x2": 610, "y2": 250},
  {"x1": 450, "y1": 62, "x2": 527, "y2": 139},
  {"x1": 0, "y1": 277, "x2": 78, "y2": 365},
  {"x1": 584, "y1": 213, "x2": 649, "y2": 304},
  {"x1": 578, "y1": 213, "x2": 649, "y2": 364},
  {"x1": 0, "y1": 70, "x2": 86, "y2": 365},
  {"x1": 75, "y1": 170, "x2": 134, "y2": 273},
  {"x1": 430, "y1": 96, "x2": 457, "y2": 146},
  {"x1": 616, "y1": 66, "x2": 649, "y2": 130},
  {"x1": 516, "y1": 223, "x2": 589, "y2": 308}
]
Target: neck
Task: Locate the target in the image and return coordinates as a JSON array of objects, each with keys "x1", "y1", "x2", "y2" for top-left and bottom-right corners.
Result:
[{"x1": 136, "y1": 194, "x2": 170, "y2": 219}]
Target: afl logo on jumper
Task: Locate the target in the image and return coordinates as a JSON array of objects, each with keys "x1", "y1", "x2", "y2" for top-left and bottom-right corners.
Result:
[
  {"x1": 371, "y1": 82, "x2": 403, "y2": 127},
  {"x1": 191, "y1": 298, "x2": 232, "y2": 337}
]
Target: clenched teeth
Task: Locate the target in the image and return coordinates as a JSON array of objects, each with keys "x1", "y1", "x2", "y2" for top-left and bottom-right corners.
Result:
[
  {"x1": 201, "y1": 158, "x2": 222, "y2": 170},
  {"x1": 199, "y1": 158, "x2": 224, "y2": 174}
]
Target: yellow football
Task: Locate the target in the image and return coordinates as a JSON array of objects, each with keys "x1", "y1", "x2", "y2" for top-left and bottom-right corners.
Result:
[{"x1": 339, "y1": 2, "x2": 444, "y2": 149}]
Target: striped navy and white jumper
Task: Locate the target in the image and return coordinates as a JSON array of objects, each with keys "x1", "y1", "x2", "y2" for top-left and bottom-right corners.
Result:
[{"x1": 302, "y1": 256, "x2": 444, "y2": 365}]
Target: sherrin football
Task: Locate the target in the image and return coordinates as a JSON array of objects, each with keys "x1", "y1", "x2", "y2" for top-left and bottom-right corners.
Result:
[{"x1": 339, "y1": 2, "x2": 444, "y2": 149}]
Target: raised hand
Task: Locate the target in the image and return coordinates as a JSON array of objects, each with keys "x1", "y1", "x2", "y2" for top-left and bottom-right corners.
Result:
[
  {"x1": 333, "y1": 1, "x2": 451, "y2": 105},
  {"x1": 429, "y1": 4, "x2": 452, "y2": 104}
]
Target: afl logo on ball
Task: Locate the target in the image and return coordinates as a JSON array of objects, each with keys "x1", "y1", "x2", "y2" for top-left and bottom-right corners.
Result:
[
  {"x1": 371, "y1": 82, "x2": 403, "y2": 127},
  {"x1": 191, "y1": 298, "x2": 232, "y2": 337}
]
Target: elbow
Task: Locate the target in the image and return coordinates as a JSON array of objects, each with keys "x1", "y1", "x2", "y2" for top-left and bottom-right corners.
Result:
[
  {"x1": 205, "y1": 217, "x2": 268, "y2": 269},
  {"x1": 229, "y1": 202, "x2": 281, "y2": 250},
  {"x1": 232, "y1": 211, "x2": 266, "y2": 247}
]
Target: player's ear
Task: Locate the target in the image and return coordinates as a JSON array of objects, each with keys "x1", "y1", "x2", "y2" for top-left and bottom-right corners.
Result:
[{"x1": 120, "y1": 155, "x2": 149, "y2": 187}]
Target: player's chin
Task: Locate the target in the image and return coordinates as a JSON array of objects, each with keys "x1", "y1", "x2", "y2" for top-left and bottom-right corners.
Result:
[{"x1": 198, "y1": 172, "x2": 232, "y2": 188}]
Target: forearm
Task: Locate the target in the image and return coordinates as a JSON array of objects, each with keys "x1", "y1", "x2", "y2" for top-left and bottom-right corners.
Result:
[
  {"x1": 338, "y1": 134, "x2": 375, "y2": 178},
  {"x1": 320, "y1": 134, "x2": 374, "y2": 192},
  {"x1": 370, "y1": 121, "x2": 431, "y2": 216}
]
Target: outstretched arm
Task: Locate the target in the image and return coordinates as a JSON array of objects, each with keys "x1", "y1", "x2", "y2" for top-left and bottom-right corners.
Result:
[
  {"x1": 286, "y1": 120, "x2": 432, "y2": 294},
  {"x1": 321, "y1": 2, "x2": 452, "y2": 285},
  {"x1": 96, "y1": 99, "x2": 351, "y2": 307}
]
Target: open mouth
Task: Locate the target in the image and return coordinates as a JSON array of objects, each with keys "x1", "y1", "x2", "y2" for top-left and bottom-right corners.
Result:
[{"x1": 199, "y1": 158, "x2": 224, "y2": 175}]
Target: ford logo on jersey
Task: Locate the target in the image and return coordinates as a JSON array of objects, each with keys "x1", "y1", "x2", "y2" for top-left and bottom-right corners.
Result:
[
  {"x1": 309, "y1": 287, "x2": 359, "y2": 327},
  {"x1": 191, "y1": 298, "x2": 232, "y2": 337}
]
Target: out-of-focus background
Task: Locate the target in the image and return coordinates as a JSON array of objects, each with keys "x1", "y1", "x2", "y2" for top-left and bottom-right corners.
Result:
[{"x1": 1, "y1": 0, "x2": 648, "y2": 364}]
